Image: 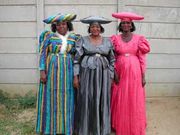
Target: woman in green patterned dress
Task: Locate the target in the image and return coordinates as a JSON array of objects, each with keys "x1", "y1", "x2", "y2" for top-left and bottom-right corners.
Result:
[{"x1": 36, "y1": 13, "x2": 78, "y2": 135}]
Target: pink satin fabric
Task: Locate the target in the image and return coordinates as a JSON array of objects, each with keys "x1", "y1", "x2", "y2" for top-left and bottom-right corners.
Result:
[{"x1": 111, "y1": 34, "x2": 150, "y2": 135}]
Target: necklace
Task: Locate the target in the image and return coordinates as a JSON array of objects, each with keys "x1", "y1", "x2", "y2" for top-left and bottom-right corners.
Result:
[{"x1": 121, "y1": 33, "x2": 133, "y2": 42}]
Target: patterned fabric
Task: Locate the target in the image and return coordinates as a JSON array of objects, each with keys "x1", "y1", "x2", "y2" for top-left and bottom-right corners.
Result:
[
  {"x1": 36, "y1": 31, "x2": 78, "y2": 135},
  {"x1": 43, "y1": 13, "x2": 76, "y2": 24}
]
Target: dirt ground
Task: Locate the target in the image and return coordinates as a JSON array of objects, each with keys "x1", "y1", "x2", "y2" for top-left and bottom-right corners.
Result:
[
  {"x1": 146, "y1": 97, "x2": 180, "y2": 135},
  {"x1": 1, "y1": 97, "x2": 180, "y2": 135},
  {"x1": 111, "y1": 97, "x2": 180, "y2": 135}
]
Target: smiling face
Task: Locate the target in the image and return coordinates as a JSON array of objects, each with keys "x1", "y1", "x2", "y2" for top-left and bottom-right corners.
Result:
[
  {"x1": 89, "y1": 23, "x2": 101, "y2": 36},
  {"x1": 120, "y1": 20, "x2": 132, "y2": 33},
  {"x1": 56, "y1": 21, "x2": 68, "y2": 35}
]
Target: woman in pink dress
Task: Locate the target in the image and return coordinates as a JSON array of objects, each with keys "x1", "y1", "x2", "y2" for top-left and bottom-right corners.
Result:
[{"x1": 110, "y1": 12, "x2": 150, "y2": 135}]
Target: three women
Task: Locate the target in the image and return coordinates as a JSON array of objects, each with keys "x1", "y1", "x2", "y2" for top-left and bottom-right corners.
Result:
[{"x1": 36, "y1": 12, "x2": 150, "y2": 135}]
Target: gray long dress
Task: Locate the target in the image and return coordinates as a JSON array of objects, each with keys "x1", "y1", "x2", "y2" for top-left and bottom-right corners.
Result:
[{"x1": 74, "y1": 36, "x2": 115, "y2": 135}]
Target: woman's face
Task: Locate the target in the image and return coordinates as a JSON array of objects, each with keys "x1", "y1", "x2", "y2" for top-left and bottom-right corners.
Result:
[
  {"x1": 89, "y1": 23, "x2": 101, "y2": 36},
  {"x1": 121, "y1": 21, "x2": 132, "y2": 32},
  {"x1": 56, "y1": 22, "x2": 68, "y2": 35}
]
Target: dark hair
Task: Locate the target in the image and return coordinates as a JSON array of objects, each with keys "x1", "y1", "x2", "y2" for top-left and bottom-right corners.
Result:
[
  {"x1": 88, "y1": 24, "x2": 105, "y2": 33},
  {"x1": 51, "y1": 22, "x2": 74, "y2": 33},
  {"x1": 118, "y1": 22, "x2": 136, "y2": 32}
]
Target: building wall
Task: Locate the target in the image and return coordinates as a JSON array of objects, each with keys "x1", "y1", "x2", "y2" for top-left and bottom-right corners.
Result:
[
  {"x1": 0, "y1": 0, "x2": 180, "y2": 97},
  {"x1": 0, "y1": 0, "x2": 38, "y2": 95}
]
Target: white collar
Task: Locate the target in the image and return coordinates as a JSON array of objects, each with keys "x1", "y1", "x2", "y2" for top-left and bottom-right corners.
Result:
[
  {"x1": 56, "y1": 32, "x2": 69, "y2": 54},
  {"x1": 56, "y1": 32, "x2": 70, "y2": 38}
]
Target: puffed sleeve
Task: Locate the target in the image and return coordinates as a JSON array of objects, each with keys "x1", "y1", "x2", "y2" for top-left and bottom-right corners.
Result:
[
  {"x1": 137, "y1": 36, "x2": 150, "y2": 74},
  {"x1": 138, "y1": 36, "x2": 150, "y2": 54},
  {"x1": 67, "y1": 33, "x2": 81, "y2": 54},
  {"x1": 38, "y1": 31, "x2": 51, "y2": 71},
  {"x1": 108, "y1": 39, "x2": 115, "y2": 79},
  {"x1": 73, "y1": 36, "x2": 84, "y2": 76},
  {"x1": 110, "y1": 35, "x2": 119, "y2": 71},
  {"x1": 110, "y1": 35, "x2": 118, "y2": 49}
]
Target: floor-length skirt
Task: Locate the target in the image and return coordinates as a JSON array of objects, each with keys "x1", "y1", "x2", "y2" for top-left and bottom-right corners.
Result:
[
  {"x1": 74, "y1": 66, "x2": 111, "y2": 135},
  {"x1": 111, "y1": 56, "x2": 146, "y2": 135},
  {"x1": 36, "y1": 54, "x2": 74, "y2": 135}
]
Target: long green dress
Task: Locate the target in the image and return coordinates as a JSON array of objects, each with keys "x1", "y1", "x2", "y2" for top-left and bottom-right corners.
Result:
[{"x1": 36, "y1": 30, "x2": 77, "y2": 135}]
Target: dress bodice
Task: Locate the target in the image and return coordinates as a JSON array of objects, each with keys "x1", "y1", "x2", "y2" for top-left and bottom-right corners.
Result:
[{"x1": 75, "y1": 36, "x2": 114, "y2": 69}]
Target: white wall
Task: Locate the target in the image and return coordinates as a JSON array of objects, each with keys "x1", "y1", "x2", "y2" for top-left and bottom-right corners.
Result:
[
  {"x1": 0, "y1": 0, "x2": 38, "y2": 95},
  {"x1": 0, "y1": 0, "x2": 180, "y2": 97},
  {"x1": 121, "y1": 0, "x2": 180, "y2": 96}
]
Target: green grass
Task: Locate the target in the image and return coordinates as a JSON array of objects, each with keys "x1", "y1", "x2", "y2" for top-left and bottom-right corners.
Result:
[
  {"x1": 0, "y1": 90, "x2": 36, "y2": 135},
  {"x1": 0, "y1": 112, "x2": 36, "y2": 135}
]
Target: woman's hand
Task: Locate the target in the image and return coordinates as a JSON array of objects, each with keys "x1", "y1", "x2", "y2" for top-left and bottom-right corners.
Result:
[
  {"x1": 73, "y1": 75, "x2": 79, "y2": 90},
  {"x1": 142, "y1": 73, "x2": 146, "y2": 87},
  {"x1": 114, "y1": 70, "x2": 120, "y2": 84},
  {"x1": 40, "y1": 70, "x2": 47, "y2": 83}
]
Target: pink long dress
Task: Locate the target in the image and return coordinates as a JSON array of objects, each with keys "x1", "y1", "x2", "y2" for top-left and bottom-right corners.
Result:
[{"x1": 111, "y1": 34, "x2": 150, "y2": 135}]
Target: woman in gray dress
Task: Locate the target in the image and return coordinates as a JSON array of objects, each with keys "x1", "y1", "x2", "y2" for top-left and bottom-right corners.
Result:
[{"x1": 73, "y1": 16, "x2": 115, "y2": 135}]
